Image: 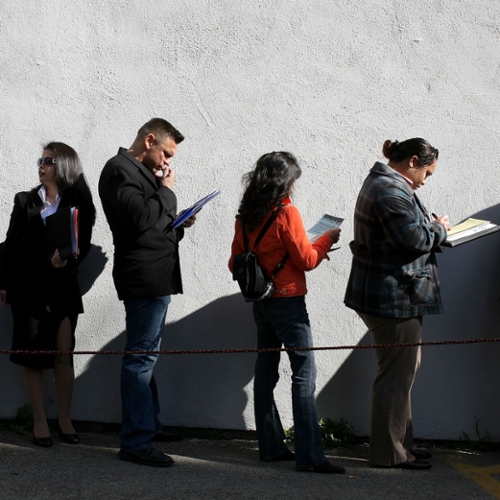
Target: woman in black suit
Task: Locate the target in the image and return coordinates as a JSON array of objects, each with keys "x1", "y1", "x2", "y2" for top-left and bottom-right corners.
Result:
[{"x1": 0, "y1": 142, "x2": 95, "y2": 447}]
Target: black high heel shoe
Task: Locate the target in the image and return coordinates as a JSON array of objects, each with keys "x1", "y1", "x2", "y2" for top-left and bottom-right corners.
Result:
[
  {"x1": 33, "y1": 435, "x2": 53, "y2": 448},
  {"x1": 56, "y1": 417, "x2": 80, "y2": 444}
]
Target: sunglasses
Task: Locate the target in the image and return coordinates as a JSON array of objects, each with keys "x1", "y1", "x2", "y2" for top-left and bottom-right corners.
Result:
[{"x1": 37, "y1": 157, "x2": 56, "y2": 166}]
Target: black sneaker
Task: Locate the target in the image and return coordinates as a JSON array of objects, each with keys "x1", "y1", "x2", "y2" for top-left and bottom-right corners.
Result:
[
  {"x1": 152, "y1": 430, "x2": 183, "y2": 443},
  {"x1": 262, "y1": 450, "x2": 296, "y2": 462},
  {"x1": 314, "y1": 461, "x2": 346, "y2": 474},
  {"x1": 392, "y1": 460, "x2": 432, "y2": 470},
  {"x1": 297, "y1": 460, "x2": 346, "y2": 474},
  {"x1": 118, "y1": 447, "x2": 174, "y2": 467}
]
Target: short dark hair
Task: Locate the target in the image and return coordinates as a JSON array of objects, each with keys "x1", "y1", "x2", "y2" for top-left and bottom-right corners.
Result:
[
  {"x1": 136, "y1": 118, "x2": 184, "y2": 145},
  {"x1": 383, "y1": 138, "x2": 439, "y2": 167},
  {"x1": 43, "y1": 142, "x2": 84, "y2": 191},
  {"x1": 237, "y1": 152, "x2": 301, "y2": 230}
]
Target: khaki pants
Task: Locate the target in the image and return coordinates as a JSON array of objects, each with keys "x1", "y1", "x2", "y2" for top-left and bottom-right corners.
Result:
[{"x1": 359, "y1": 313, "x2": 422, "y2": 466}]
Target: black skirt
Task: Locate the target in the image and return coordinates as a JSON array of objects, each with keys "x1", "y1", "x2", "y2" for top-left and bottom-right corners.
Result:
[{"x1": 10, "y1": 301, "x2": 78, "y2": 369}]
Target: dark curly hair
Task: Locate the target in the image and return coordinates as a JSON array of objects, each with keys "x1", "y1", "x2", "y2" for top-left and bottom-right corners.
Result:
[{"x1": 237, "y1": 152, "x2": 301, "y2": 231}]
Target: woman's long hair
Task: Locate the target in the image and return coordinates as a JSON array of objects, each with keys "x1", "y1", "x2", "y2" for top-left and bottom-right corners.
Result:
[
  {"x1": 44, "y1": 142, "x2": 84, "y2": 191},
  {"x1": 43, "y1": 142, "x2": 96, "y2": 226},
  {"x1": 237, "y1": 152, "x2": 301, "y2": 231}
]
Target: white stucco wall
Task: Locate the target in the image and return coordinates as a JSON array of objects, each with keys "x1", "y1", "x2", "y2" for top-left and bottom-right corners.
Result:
[{"x1": 1, "y1": 0, "x2": 500, "y2": 440}]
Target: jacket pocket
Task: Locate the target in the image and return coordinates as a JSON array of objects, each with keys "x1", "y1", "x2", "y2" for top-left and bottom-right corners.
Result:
[{"x1": 405, "y1": 266, "x2": 435, "y2": 306}]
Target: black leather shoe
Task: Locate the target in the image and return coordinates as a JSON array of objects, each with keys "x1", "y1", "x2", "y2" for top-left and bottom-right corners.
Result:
[
  {"x1": 59, "y1": 431, "x2": 80, "y2": 444},
  {"x1": 33, "y1": 435, "x2": 53, "y2": 448},
  {"x1": 262, "y1": 450, "x2": 295, "y2": 462},
  {"x1": 393, "y1": 460, "x2": 432, "y2": 470},
  {"x1": 152, "y1": 430, "x2": 183, "y2": 443},
  {"x1": 118, "y1": 448, "x2": 174, "y2": 467},
  {"x1": 56, "y1": 418, "x2": 80, "y2": 444},
  {"x1": 297, "y1": 460, "x2": 346, "y2": 474},
  {"x1": 410, "y1": 448, "x2": 432, "y2": 460}
]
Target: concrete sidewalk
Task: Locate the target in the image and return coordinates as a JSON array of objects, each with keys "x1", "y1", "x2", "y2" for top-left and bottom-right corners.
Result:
[{"x1": 1, "y1": 429, "x2": 500, "y2": 500}]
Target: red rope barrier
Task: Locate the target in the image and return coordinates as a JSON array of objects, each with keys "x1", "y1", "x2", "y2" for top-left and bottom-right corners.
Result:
[{"x1": 1, "y1": 337, "x2": 499, "y2": 356}]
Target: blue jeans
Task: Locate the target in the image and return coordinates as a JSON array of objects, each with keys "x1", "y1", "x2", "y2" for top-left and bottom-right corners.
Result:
[
  {"x1": 120, "y1": 295, "x2": 171, "y2": 451},
  {"x1": 253, "y1": 296, "x2": 325, "y2": 469}
]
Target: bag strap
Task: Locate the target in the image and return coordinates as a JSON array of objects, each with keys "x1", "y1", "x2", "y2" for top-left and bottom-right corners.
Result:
[
  {"x1": 242, "y1": 205, "x2": 283, "y2": 252},
  {"x1": 271, "y1": 253, "x2": 289, "y2": 279},
  {"x1": 242, "y1": 205, "x2": 289, "y2": 277}
]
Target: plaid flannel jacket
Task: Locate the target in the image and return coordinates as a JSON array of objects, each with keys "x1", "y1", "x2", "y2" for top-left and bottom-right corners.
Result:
[{"x1": 344, "y1": 162, "x2": 447, "y2": 318}]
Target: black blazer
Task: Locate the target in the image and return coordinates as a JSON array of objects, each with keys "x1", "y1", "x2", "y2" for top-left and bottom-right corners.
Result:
[
  {"x1": 0, "y1": 174, "x2": 95, "y2": 314},
  {"x1": 98, "y1": 148, "x2": 184, "y2": 301}
]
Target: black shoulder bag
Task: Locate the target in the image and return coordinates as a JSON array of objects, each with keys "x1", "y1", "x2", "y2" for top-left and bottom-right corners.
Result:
[{"x1": 232, "y1": 206, "x2": 289, "y2": 302}]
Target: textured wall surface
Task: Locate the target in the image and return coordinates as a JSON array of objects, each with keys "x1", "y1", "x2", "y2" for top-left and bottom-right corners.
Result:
[{"x1": 1, "y1": 0, "x2": 499, "y2": 440}]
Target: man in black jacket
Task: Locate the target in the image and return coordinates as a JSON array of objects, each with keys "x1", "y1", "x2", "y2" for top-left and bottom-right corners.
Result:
[{"x1": 99, "y1": 118, "x2": 194, "y2": 467}]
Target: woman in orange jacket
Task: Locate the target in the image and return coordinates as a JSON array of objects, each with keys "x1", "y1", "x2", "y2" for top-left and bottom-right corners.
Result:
[{"x1": 229, "y1": 152, "x2": 344, "y2": 473}]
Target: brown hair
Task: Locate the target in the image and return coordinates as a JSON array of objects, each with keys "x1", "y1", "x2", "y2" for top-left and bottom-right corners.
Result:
[{"x1": 383, "y1": 138, "x2": 439, "y2": 167}]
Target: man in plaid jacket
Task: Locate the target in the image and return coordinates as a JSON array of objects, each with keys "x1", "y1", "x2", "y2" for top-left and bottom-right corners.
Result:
[{"x1": 345, "y1": 139, "x2": 449, "y2": 470}]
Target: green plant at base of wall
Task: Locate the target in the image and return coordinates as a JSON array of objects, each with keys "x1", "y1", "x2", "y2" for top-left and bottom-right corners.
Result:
[
  {"x1": 319, "y1": 417, "x2": 354, "y2": 448},
  {"x1": 285, "y1": 417, "x2": 355, "y2": 448},
  {"x1": 459, "y1": 415, "x2": 492, "y2": 452},
  {"x1": 10, "y1": 404, "x2": 34, "y2": 436}
]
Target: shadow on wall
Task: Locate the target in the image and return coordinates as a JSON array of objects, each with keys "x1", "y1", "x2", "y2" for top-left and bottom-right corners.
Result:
[
  {"x1": 418, "y1": 204, "x2": 500, "y2": 439},
  {"x1": 0, "y1": 305, "x2": 26, "y2": 416},
  {"x1": 72, "y1": 330, "x2": 124, "y2": 423},
  {"x1": 74, "y1": 294, "x2": 256, "y2": 429},
  {"x1": 316, "y1": 332, "x2": 374, "y2": 437},
  {"x1": 316, "y1": 205, "x2": 500, "y2": 440},
  {"x1": 78, "y1": 244, "x2": 109, "y2": 296}
]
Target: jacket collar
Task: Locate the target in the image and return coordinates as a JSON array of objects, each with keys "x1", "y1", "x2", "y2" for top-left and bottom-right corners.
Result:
[
  {"x1": 371, "y1": 161, "x2": 400, "y2": 178},
  {"x1": 370, "y1": 162, "x2": 413, "y2": 189},
  {"x1": 371, "y1": 162, "x2": 431, "y2": 220},
  {"x1": 118, "y1": 147, "x2": 157, "y2": 188}
]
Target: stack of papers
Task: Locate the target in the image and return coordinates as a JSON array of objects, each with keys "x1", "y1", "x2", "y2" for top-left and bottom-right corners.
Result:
[
  {"x1": 307, "y1": 214, "x2": 344, "y2": 243},
  {"x1": 444, "y1": 218, "x2": 500, "y2": 247}
]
